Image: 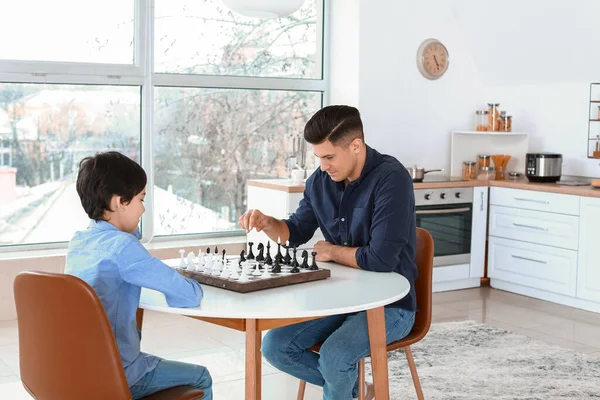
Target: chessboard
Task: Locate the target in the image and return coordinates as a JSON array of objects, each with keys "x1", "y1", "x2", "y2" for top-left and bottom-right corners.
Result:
[{"x1": 169, "y1": 242, "x2": 331, "y2": 294}]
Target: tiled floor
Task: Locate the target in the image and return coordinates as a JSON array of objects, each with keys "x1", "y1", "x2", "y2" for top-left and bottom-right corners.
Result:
[{"x1": 1, "y1": 287, "x2": 600, "y2": 399}]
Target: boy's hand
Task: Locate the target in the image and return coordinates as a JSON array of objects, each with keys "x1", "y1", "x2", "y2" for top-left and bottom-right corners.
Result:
[{"x1": 239, "y1": 209, "x2": 272, "y2": 233}]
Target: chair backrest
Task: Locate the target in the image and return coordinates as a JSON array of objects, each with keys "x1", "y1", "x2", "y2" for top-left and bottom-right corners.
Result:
[
  {"x1": 14, "y1": 271, "x2": 133, "y2": 400},
  {"x1": 412, "y1": 228, "x2": 434, "y2": 339}
]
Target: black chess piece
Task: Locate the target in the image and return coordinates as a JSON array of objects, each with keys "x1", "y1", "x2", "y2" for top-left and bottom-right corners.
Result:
[
  {"x1": 290, "y1": 264, "x2": 300, "y2": 273},
  {"x1": 275, "y1": 240, "x2": 283, "y2": 263},
  {"x1": 270, "y1": 260, "x2": 281, "y2": 273},
  {"x1": 283, "y1": 244, "x2": 291, "y2": 265},
  {"x1": 265, "y1": 242, "x2": 273, "y2": 265},
  {"x1": 256, "y1": 243, "x2": 265, "y2": 262},
  {"x1": 214, "y1": 246, "x2": 218, "y2": 255},
  {"x1": 300, "y1": 250, "x2": 309, "y2": 269},
  {"x1": 291, "y1": 246, "x2": 299, "y2": 267},
  {"x1": 206, "y1": 247, "x2": 211, "y2": 255},
  {"x1": 222, "y1": 249, "x2": 226, "y2": 260},
  {"x1": 247, "y1": 242, "x2": 255, "y2": 260},
  {"x1": 309, "y1": 251, "x2": 319, "y2": 270},
  {"x1": 239, "y1": 249, "x2": 246, "y2": 265}
]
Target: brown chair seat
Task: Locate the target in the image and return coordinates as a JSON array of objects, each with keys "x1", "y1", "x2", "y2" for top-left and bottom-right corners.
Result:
[
  {"x1": 14, "y1": 271, "x2": 203, "y2": 400},
  {"x1": 298, "y1": 227, "x2": 434, "y2": 400}
]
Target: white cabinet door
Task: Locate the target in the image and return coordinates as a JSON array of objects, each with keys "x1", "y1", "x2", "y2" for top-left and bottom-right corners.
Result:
[
  {"x1": 470, "y1": 186, "x2": 488, "y2": 278},
  {"x1": 490, "y1": 187, "x2": 580, "y2": 216},
  {"x1": 577, "y1": 196, "x2": 600, "y2": 303}
]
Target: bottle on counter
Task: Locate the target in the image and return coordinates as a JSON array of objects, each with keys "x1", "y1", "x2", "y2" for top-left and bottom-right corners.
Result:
[
  {"x1": 475, "y1": 110, "x2": 489, "y2": 131},
  {"x1": 462, "y1": 161, "x2": 477, "y2": 180}
]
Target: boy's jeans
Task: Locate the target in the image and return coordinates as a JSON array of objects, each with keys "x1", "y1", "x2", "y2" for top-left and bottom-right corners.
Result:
[
  {"x1": 130, "y1": 359, "x2": 213, "y2": 400},
  {"x1": 262, "y1": 307, "x2": 415, "y2": 400}
]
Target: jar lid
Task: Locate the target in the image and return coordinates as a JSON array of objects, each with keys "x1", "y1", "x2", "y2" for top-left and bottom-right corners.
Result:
[
  {"x1": 463, "y1": 161, "x2": 476, "y2": 165},
  {"x1": 487, "y1": 103, "x2": 500, "y2": 106},
  {"x1": 475, "y1": 110, "x2": 489, "y2": 115},
  {"x1": 479, "y1": 166, "x2": 494, "y2": 171},
  {"x1": 507, "y1": 115, "x2": 512, "y2": 119},
  {"x1": 478, "y1": 154, "x2": 491, "y2": 159},
  {"x1": 500, "y1": 111, "x2": 506, "y2": 116}
]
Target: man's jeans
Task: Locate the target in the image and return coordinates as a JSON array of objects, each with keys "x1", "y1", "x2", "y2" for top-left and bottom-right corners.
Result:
[
  {"x1": 130, "y1": 359, "x2": 213, "y2": 400},
  {"x1": 262, "y1": 307, "x2": 415, "y2": 400}
]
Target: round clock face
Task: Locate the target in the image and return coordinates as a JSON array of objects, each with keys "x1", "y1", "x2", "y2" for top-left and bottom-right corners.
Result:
[{"x1": 417, "y1": 39, "x2": 449, "y2": 80}]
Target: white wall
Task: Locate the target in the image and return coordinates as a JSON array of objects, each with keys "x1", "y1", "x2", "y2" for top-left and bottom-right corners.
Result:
[{"x1": 329, "y1": 0, "x2": 600, "y2": 177}]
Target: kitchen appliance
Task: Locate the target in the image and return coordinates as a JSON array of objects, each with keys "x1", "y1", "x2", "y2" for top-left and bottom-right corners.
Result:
[
  {"x1": 525, "y1": 153, "x2": 562, "y2": 183},
  {"x1": 408, "y1": 166, "x2": 444, "y2": 182},
  {"x1": 414, "y1": 187, "x2": 473, "y2": 267}
]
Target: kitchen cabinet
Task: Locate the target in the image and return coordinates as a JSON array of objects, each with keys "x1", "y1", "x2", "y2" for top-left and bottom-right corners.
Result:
[
  {"x1": 469, "y1": 186, "x2": 488, "y2": 279},
  {"x1": 577, "y1": 196, "x2": 600, "y2": 303}
]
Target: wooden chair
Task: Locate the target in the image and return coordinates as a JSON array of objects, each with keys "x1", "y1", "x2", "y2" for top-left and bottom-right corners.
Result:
[
  {"x1": 13, "y1": 271, "x2": 204, "y2": 400},
  {"x1": 297, "y1": 227, "x2": 434, "y2": 400}
]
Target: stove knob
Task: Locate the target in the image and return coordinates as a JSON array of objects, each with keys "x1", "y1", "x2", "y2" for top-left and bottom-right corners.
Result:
[
  {"x1": 440, "y1": 193, "x2": 446, "y2": 199},
  {"x1": 424, "y1": 194, "x2": 431, "y2": 200},
  {"x1": 455, "y1": 192, "x2": 461, "y2": 199}
]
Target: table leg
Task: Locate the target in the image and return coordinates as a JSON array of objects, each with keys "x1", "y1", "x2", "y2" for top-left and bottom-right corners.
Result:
[
  {"x1": 366, "y1": 307, "x2": 389, "y2": 400},
  {"x1": 245, "y1": 318, "x2": 262, "y2": 400}
]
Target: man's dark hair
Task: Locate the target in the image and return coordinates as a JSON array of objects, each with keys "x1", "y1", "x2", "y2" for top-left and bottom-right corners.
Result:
[
  {"x1": 303, "y1": 105, "x2": 364, "y2": 146},
  {"x1": 76, "y1": 151, "x2": 147, "y2": 220}
]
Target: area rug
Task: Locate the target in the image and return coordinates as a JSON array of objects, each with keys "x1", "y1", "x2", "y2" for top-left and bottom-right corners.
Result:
[{"x1": 364, "y1": 320, "x2": 600, "y2": 399}]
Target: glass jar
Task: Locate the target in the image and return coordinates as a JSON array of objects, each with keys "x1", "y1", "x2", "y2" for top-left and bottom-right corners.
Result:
[
  {"x1": 498, "y1": 115, "x2": 507, "y2": 132},
  {"x1": 477, "y1": 166, "x2": 495, "y2": 181},
  {"x1": 462, "y1": 161, "x2": 477, "y2": 180},
  {"x1": 478, "y1": 154, "x2": 491, "y2": 169},
  {"x1": 475, "y1": 110, "x2": 488, "y2": 131},
  {"x1": 495, "y1": 165, "x2": 506, "y2": 180},
  {"x1": 487, "y1": 103, "x2": 500, "y2": 131},
  {"x1": 505, "y1": 116, "x2": 512, "y2": 132}
]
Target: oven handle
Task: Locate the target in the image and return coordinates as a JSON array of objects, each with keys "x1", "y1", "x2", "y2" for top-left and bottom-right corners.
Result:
[{"x1": 416, "y1": 207, "x2": 471, "y2": 215}]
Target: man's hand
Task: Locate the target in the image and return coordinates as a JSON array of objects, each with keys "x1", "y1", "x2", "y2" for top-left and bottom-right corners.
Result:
[
  {"x1": 238, "y1": 209, "x2": 272, "y2": 233},
  {"x1": 314, "y1": 240, "x2": 335, "y2": 262}
]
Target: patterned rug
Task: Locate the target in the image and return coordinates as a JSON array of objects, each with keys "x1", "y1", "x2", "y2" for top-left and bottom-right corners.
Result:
[{"x1": 365, "y1": 321, "x2": 600, "y2": 399}]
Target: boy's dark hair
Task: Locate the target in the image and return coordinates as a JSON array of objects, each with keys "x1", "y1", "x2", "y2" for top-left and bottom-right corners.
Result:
[
  {"x1": 76, "y1": 151, "x2": 147, "y2": 220},
  {"x1": 303, "y1": 105, "x2": 364, "y2": 146}
]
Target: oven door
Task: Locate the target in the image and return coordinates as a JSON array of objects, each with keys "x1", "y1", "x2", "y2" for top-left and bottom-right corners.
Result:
[{"x1": 416, "y1": 203, "x2": 472, "y2": 267}]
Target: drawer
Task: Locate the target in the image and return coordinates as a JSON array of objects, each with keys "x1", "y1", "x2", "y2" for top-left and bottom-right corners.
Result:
[
  {"x1": 488, "y1": 237, "x2": 577, "y2": 297},
  {"x1": 490, "y1": 187, "x2": 580, "y2": 216},
  {"x1": 489, "y1": 205, "x2": 579, "y2": 250}
]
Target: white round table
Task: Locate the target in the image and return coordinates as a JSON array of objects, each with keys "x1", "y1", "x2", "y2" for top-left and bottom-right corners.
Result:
[{"x1": 139, "y1": 259, "x2": 410, "y2": 400}]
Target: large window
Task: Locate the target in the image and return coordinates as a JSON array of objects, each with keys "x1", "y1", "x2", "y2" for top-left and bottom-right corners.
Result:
[{"x1": 0, "y1": 0, "x2": 325, "y2": 249}]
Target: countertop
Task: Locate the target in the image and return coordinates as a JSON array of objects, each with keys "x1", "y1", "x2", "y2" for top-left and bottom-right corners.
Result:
[{"x1": 248, "y1": 178, "x2": 600, "y2": 198}]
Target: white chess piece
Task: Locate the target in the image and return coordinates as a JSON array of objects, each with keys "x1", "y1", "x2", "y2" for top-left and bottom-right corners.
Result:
[
  {"x1": 204, "y1": 255, "x2": 213, "y2": 275},
  {"x1": 219, "y1": 261, "x2": 230, "y2": 279},
  {"x1": 252, "y1": 262, "x2": 262, "y2": 276},
  {"x1": 260, "y1": 265, "x2": 272, "y2": 279},
  {"x1": 229, "y1": 261, "x2": 240, "y2": 280},
  {"x1": 179, "y1": 249, "x2": 187, "y2": 269},
  {"x1": 239, "y1": 262, "x2": 250, "y2": 282},
  {"x1": 212, "y1": 257, "x2": 222, "y2": 275},
  {"x1": 196, "y1": 252, "x2": 205, "y2": 272},
  {"x1": 186, "y1": 252, "x2": 196, "y2": 270}
]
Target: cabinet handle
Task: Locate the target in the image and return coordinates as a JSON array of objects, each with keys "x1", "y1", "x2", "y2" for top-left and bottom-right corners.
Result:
[
  {"x1": 480, "y1": 191, "x2": 484, "y2": 212},
  {"x1": 511, "y1": 254, "x2": 547, "y2": 264},
  {"x1": 512, "y1": 223, "x2": 549, "y2": 231},
  {"x1": 513, "y1": 197, "x2": 549, "y2": 204}
]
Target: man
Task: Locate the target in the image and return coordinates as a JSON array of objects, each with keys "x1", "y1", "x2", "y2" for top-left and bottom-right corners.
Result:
[{"x1": 239, "y1": 105, "x2": 417, "y2": 400}]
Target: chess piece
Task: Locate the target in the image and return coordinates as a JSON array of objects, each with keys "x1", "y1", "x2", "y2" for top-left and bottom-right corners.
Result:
[
  {"x1": 206, "y1": 247, "x2": 211, "y2": 257},
  {"x1": 265, "y1": 242, "x2": 273, "y2": 265},
  {"x1": 229, "y1": 261, "x2": 240, "y2": 280},
  {"x1": 256, "y1": 243, "x2": 265, "y2": 262},
  {"x1": 196, "y1": 252, "x2": 205, "y2": 272},
  {"x1": 252, "y1": 262, "x2": 262, "y2": 276},
  {"x1": 290, "y1": 246, "x2": 300, "y2": 267},
  {"x1": 238, "y1": 262, "x2": 250, "y2": 282},
  {"x1": 260, "y1": 264, "x2": 272, "y2": 279},
  {"x1": 212, "y1": 257, "x2": 222, "y2": 275},
  {"x1": 290, "y1": 264, "x2": 300, "y2": 273},
  {"x1": 247, "y1": 242, "x2": 255, "y2": 260},
  {"x1": 270, "y1": 260, "x2": 281, "y2": 274},
  {"x1": 309, "y1": 251, "x2": 319, "y2": 270},
  {"x1": 214, "y1": 246, "x2": 218, "y2": 255},
  {"x1": 222, "y1": 249, "x2": 226, "y2": 261},
  {"x1": 204, "y1": 253, "x2": 214, "y2": 274},
  {"x1": 275, "y1": 237, "x2": 284, "y2": 263},
  {"x1": 219, "y1": 261, "x2": 230, "y2": 278},
  {"x1": 301, "y1": 250, "x2": 309, "y2": 269},
  {"x1": 239, "y1": 250, "x2": 246, "y2": 265},
  {"x1": 186, "y1": 251, "x2": 196, "y2": 270},
  {"x1": 283, "y1": 241, "x2": 292, "y2": 265},
  {"x1": 179, "y1": 249, "x2": 187, "y2": 269}
]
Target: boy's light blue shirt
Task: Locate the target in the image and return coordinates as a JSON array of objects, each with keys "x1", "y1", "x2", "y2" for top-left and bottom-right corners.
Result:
[{"x1": 65, "y1": 220, "x2": 203, "y2": 387}]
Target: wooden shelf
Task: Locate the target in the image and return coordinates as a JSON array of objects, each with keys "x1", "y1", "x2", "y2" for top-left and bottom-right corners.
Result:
[
  {"x1": 590, "y1": 119, "x2": 600, "y2": 122},
  {"x1": 451, "y1": 130, "x2": 528, "y2": 136},
  {"x1": 590, "y1": 100, "x2": 600, "y2": 103}
]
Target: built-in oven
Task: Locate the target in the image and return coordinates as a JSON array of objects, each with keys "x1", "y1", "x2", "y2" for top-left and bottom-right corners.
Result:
[{"x1": 414, "y1": 187, "x2": 473, "y2": 267}]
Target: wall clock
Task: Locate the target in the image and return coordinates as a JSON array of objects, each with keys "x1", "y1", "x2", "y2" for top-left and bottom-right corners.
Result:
[{"x1": 417, "y1": 38, "x2": 449, "y2": 80}]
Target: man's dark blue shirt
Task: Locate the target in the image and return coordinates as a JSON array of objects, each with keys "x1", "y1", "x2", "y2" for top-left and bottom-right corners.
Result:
[{"x1": 284, "y1": 145, "x2": 418, "y2": 311}]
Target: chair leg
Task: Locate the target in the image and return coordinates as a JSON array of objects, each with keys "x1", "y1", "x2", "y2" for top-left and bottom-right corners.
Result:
[
  {"x1": 358, "y1": 358, "x2": 366, "y2": 400},
  {"x1": 297, "y1": 380, "x2": 306, "y2": 400},
  {"x1": 404, "y1": 346, "x2": 424, "y2": 400}
]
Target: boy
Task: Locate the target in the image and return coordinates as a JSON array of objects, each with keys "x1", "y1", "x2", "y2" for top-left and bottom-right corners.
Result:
[{"x1": 65, "y1": 151, "x2": 212, "y2": 400}]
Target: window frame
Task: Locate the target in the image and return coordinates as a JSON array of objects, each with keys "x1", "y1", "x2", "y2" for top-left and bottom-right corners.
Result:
[{"x1": 0, "y1": 0, "x2": 329, "y2": 254}]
